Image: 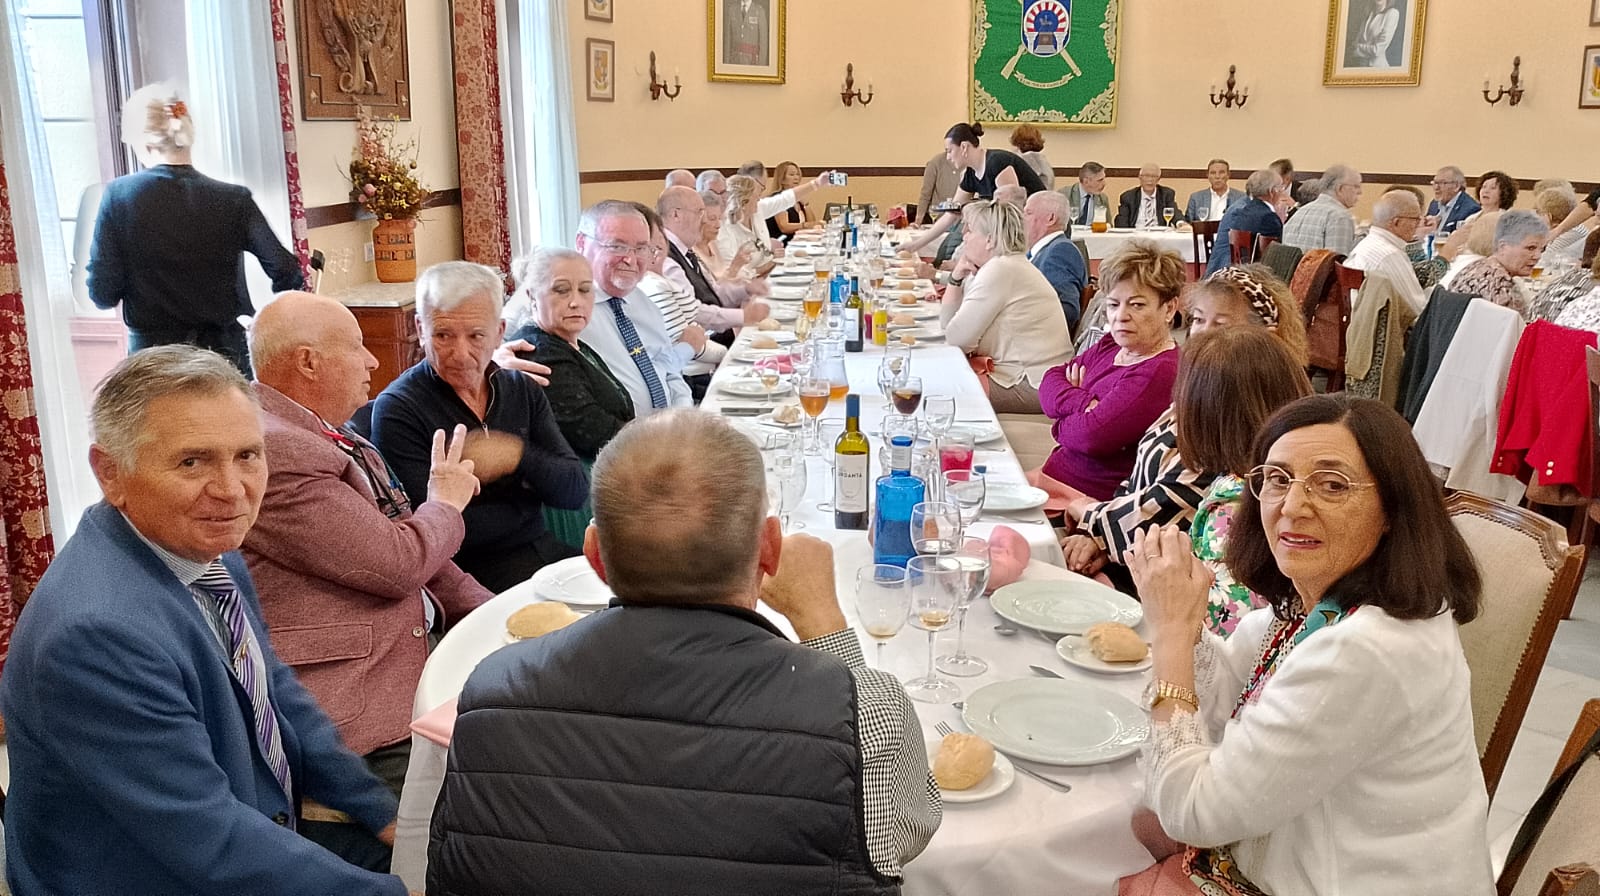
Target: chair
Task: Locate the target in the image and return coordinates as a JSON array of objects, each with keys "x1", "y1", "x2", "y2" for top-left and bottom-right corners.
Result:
[
  {"x1": 1261, "y1": 242, "x2": 1303, "y2": 285},
  {"x1": 1190, "y1": 220, "x2": 1219, "y2": 271},
  {"x1": 1228, "y1": 228, "x2": 1258, "y2": 265},
  {"x1": 1522, "y1": 344, "x2": 1600, "y2": 616},
  {"x1": 1498, "y1": 699, "x2": 1600, "y2": 896},
  {"x1": 1254, "y1": 234, "x2": 1279, "y2": 260},
  {"x1": 1448, "y1": 491, "x2": 1585, "y2": 801}
]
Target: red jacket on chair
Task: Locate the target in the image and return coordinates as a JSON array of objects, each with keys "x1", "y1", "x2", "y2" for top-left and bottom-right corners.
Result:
[{"x1": 1490, "y1": 321, "x2": 1600, "y2": 493}]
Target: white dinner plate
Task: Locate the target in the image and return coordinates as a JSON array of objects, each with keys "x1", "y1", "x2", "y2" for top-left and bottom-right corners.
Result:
[
  {"x1": 718, "y1": 378, "x2": 795, "y2": 398},
  {"x1": 768, "y1": 285, "x2": 810, "y2": 300},
  {"x1": 890, "y1": 327, "x2": 943, "y2": 343},
  {"x1": 983, "y1": 482, "x2": 1050, "y2": 511},
  {"x1": 946, "y1": 422, "x2": 1005, "y2": 444},
  {"x1": 962, "y1": 679, "x2": 1147, "y2": 766},
  {"x1": 990, "y1": 579, "x2": 1144, "y2": 635},
  {"x1": 769, "y1": 305, "x2": 800, "y2": 321},
  {"x1": 730, "y1": 345, "x2": 791, "y2": 362},
  {"x1": 748, "y1": 330, "x2": 798, "y2": 344},
  {"x1": 754, "y1": 411, "x2": 803, "y2": 430},
  {"x1": 924, "y1": 738, "x2": 1015, "y2": 803},
  {"x1": 528, "y1": 557, "x2": 614, "y2": 608},
  {"x1": 1055, "y1": 635, "x2": 1154, "y2": 674}
]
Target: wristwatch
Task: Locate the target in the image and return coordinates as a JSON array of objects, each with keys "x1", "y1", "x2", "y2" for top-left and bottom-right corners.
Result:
[
  {"x1": 1141, "y1": 679, "x2": 1199, "y2": 714},
  {"x1": 948, "y1": 274, "x2": 966, "y2": 288}
]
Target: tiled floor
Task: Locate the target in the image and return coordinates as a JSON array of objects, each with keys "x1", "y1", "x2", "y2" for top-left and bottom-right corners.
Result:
[{"x1": 1486, "y1": 560, "x2": 1600, "y2": 875}]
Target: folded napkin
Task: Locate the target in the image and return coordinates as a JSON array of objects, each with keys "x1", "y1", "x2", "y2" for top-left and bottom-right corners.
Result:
[
  {"x1": 985, "y1": 526, "x2": 1030, "y2": 592},
  {"x1": 410, "y1": 697, "x2": 459, "y2": 748}
]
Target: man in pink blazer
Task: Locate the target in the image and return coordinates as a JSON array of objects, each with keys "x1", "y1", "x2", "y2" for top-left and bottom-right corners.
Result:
[{"x1": 242, "y1": 291, "x2": 491, "y2": 871}]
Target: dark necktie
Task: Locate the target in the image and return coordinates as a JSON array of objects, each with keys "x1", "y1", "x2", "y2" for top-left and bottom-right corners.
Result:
[
  {"x1": 194, "y1": 561, "x2": 295, "y2": 818},
  {"x1": 1082, "y1": 194, "x2": 1093, "y2": 224},
  {"x1": 685, "y1": 249, "x2": 707, "y2": 278},
  {"x1": 607, "y1": 297, "x2": 668, "y2": 409}
]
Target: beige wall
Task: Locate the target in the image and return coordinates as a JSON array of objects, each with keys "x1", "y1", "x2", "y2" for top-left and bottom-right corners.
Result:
[{"x1": 567, "y1": 0, "x2": 1599, "y2": 212}]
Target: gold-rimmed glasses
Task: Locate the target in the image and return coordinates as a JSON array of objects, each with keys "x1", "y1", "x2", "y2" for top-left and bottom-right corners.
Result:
[{"x1": 1247, "y1": 464, "x2": 1377, "y2": 506}]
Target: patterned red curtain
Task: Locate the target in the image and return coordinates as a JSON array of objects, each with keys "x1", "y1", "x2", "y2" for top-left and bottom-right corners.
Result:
[
  {"x1": 0, "y1": 157, "x2": 57, "y2": 679},
  {"x1": 451, "y1": 0, "x2": 511, "y2": 273},
  {"x1": 268, "y1": 0, "x2": 313, "y2": 280}
]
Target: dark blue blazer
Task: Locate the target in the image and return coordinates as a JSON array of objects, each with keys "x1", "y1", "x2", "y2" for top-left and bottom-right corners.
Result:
[
  {"x1": 1031, "y1": 234, "x2": 1088, "y2": 330},
  {"x1": 1207, "y1": 199, "x2": 1286, "y2": 275},
  {"x1": 1, "y1": 503, "x2": 405, "y2": 896},
  {"x1": 1427, "y1": 193, "x2": 1482, "y2": 237}
]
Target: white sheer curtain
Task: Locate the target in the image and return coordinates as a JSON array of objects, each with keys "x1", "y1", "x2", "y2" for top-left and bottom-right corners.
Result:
[
  {"x1": 503, "y1": 0, "x2": 580, "y2": 253},
  {"x1": 185, "y1": 0, "x2": 293, "y2": 312},
  {"x1": 0, "y1": 1, "x2": 96, "y2": 536}
]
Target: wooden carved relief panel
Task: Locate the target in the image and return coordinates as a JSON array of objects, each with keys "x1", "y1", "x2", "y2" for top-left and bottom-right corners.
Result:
[{"x1": 296, "y1": 0, "x2": 412, "y2": 120}]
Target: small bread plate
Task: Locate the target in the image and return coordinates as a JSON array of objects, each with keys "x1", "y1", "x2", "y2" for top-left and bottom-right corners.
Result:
[
  {"x1": 1056, "y1": 635, "x2": 1154, "y2": 674},
  {"x1": 983, "y1": 481, "x2": 1049, "y2": 511},
  {"x1": 924, "y1": 738, "x2": 1015, "y2": 803},
  {"x1": 990, "y1": 578, "x2": 1144, "y2": 636},
  {"x1": 754, "y1": 410, "x2": 803, "y2": 430},
  {"x1": 719, "y1": 377, "x2": 794, "y2": 398},
  {"x1": 889, "y1": 326, "x2": 943, "y2": 343},
  {"x1": 963, "y1": 679, "x2": 1147, "y2": 766},
  {"x1": 946, "y1": 421, "x2": 1005, "y2": 444},
  {"x1": 527, "y1": 556, "x2": 614, "y2": 608},
  {"x1": 769, "y1": 305, "x2": 800, "y2": 322},
  {"x1": 751, "y1": 329, "x2": 798, "y2": 344},
  {"x1": 768, "y1": 285, "x2": 810, "y2": 301}
]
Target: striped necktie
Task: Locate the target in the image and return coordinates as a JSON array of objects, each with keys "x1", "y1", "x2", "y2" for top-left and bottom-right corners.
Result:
[
  {"x1": 607, "y1": 296, "x2": 668, "y2": 409},
  {"x1": 194, "y1": 561, "x2": 295, "y2": 818}
]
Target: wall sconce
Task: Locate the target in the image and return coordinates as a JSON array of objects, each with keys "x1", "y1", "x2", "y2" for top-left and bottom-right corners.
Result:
[
  {"x1": 840, "y1": 63, "x2": 874, "y2": 107},
  {"x1": 1483, "y1": 56, "x2": 1525, "y2": 107},
  {"x1": 648, "y1": 51, "x2": 681, "y2": 102},
  {"x1": 1209, "y1": 65, "x2": 1248, "y2": 109}
]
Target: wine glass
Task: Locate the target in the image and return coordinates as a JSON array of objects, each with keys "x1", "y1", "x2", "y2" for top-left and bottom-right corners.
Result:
[
  {"x1": 909, "y1": 501, "x2": 962, "y2": 556},
  {"x1": 816, "y1": 421, "x2": 845, "y2": 511},
  {"x1": 936, "y1": 537, "x2": 992, "y2": 677},
  {"x1": 903, "y1": 554, "x2": 964, "y2": 704},
  {"x1": 891, "y1": 375, "x2": 924, "y2": 416},
  {"x1": 765, "y1": 437, "x2": 807, "y2": 532},
  {"x1": 923, "y1": 395, "x2": 956, "y2": 439},
  {"x1": 855, "y1": 564, "x2": 910, "y2": 670},
  {"x1": 754, "y1": 356, "x2": 782, "y2": 405},
  {"x1": 1162, "y1": 206, "x2": 1176, "y2": 228},
  {"x1": 876, "y1": 356, "x2": 908, "y2": 404},
  {"x1": 943, "y1": 470, "x2": 987, "y2": 534},
  {"x1": 798, "y1": 374, "x2": 832, "y2": 455}
]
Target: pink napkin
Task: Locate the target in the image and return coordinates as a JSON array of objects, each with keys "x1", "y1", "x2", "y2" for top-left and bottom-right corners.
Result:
[
  {"x1": 410, "y1": 697, "x2": 459, "y2": 748},
  {"x1": 985, "y1": 526, "x2": 1030, "y2": 592}
]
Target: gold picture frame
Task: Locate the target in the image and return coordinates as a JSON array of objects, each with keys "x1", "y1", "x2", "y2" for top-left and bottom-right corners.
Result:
[
  {"x1": 1323, "y1": 0, "x2": 1427, "y2": 87},
  {"x1": 707, "y1": 0, "x2": 785, "y2": 84},
  {"x1": 586, "y1": 38, "x2": 615, "y2": 102}
]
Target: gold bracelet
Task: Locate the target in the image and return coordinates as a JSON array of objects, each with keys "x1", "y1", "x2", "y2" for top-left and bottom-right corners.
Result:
[{"x1": 1152, "y1": 680, "x2": 1200, "y2": 714}]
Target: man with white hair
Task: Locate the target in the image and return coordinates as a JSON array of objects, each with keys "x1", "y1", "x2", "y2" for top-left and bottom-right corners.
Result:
[
  {"x1": 1345, "y1": 190, "x2": 1429, "y2": 315},
  {"x1": 695, "y1": 169, "x2": 727, "y2": 198},
  {"x1": 1283, "y1": 164, "x2": 1362, "y2": 254},
  {"x1": 1115, "y1": 163, "x2": 1179, "y2": 228},
  {"x1": 371, "y1": 262, "x2": 589, "y2": 592},
  {"x1": 577, "y1": 200, "x2": 694, "y2": 414},
  {"x1": 1425, "y1": 165, "x2": 1480, "y2": 238},
  {"x1": 1022, "y1": 189, "x2": 1088, "y2": 329},
  {"x1": 658, "y1": 186, "x2": 768, "y2": 333},
  {"x1": 1206, "y1": 169, "x2": 1288, "y2": 275},
  {"x1": 664, "y1": 169, "x2": 695, "y2": 189}
]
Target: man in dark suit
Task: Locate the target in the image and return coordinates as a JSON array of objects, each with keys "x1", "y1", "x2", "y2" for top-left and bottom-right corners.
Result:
[
  {"x1": 243, "y1": 292, "x2": 492, "y2": 867},
  {"x1": 1207, "y1": 169, "x2": 1290, "y2": 275},
  {"x1": 1, "y1": 346, "x2": 408, "y2": 895},
  {"x1": 1023, "y1": 189, "x2": 1088, "y2": 331},
  {"x1": 1426, "y1": 165, "x2": 1481, "y2": 238},
  {"x1": 1115, "y1": 164, "x2": 1180, "y2": 228}
]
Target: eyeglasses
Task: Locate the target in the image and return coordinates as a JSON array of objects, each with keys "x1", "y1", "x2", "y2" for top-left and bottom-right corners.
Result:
[
  {"x1": 1392, "y1": 215, "x2": 1422, "y2": 223},
  {"x1": 1429, "y1": 180, "x2": 1462, "y2": 187},
  {"x1": 1247, "y1": 464, "x2": 1377, "y2": 506},
  {"x1": 595, "y1": 241, "x2": 657, "y2": 259}
]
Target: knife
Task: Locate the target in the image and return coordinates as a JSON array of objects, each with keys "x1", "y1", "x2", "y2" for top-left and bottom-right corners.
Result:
[{"x1": 1029, "y1": 664, "x2": 1066, "y2": 679}]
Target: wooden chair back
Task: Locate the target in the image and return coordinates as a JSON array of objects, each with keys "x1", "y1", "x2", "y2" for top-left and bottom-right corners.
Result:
[
  {"x1": 1303, "y1": 258, "x2": 1355, "y2": 391},
  {"x1": 1254, "y1": 234, "x2": 1279, "y2": 260},
  {"x1": 1449, "y1": 491, "x2": 1585, "y2": 801},
  {"x1": 1499, "y1": 699, "x2": 1600, "y2": 896},
  {"x1": 1190, "y1": 220, "x2": 1219, "y2": 265},
  {"x1": 1228, "y1": 228, "x2": 1258, "y2": 265}
]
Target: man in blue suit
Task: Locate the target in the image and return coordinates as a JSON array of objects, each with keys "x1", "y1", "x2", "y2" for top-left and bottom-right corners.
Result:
[
  {"x1": 1185, "y1": 158, "x2": 1247, "y2": 222},
  {"x1": 1023, "y1": 189, "x2": 1088, "y2": 331},
  {"x1": 1425, "y1": 165, "x2": 1481, "y2": 238},
  {"x1": 1206, "y1": 168, "x2": 1290, "y2": 276},
  {"x1": 1, "y1": 346, "x2": 409, "y2": 895}
]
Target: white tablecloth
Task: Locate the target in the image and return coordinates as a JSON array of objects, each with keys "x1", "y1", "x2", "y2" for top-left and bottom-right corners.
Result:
[
  {"x1": 1075, "y1": 228, "x2": 1196, "y2": 263},
  {"x1": 391, "y1": 284, "x2": 1153, "y2": 895}
]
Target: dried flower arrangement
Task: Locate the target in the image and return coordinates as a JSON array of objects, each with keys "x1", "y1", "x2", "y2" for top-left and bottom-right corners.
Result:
[{"x1": 347, "y1": 105, "x2": 428, "y2": 220}]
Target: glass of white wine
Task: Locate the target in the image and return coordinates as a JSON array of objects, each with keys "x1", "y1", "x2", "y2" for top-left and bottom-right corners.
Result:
[
  {"x1": 1162, "y1": 206, "x2": 1176, "y2": 229},
  {"x1": 936, "y1": 537, "x2": 992, "y2": 677},
  {"x1": 855, "y1": 564, "x2": 910, "y2": 669},
  {"x1": 903, "y1": 554, "x2": 963, "y2": 704}
]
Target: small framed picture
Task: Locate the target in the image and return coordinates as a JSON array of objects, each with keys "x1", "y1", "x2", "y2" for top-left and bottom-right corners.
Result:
[
  {"x1": 1580, "y1": 46, "x2": 1600, "y2": 109},
  {"x1": 1592, "y1": 0, "x2": 1600, "y2": 26},
  {"x1": 1323, "y1": 0, "x2": 1428, "y2": 87},
  {"x1": 586, "y1": 38, "x2": 615, "y2": 102},
  {"x1": 586, "y1": 0, "x2": 613, "y2": 23}
]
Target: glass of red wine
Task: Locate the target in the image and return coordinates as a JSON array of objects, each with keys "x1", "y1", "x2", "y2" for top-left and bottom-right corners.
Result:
[{"x1": 890, "y1": 376, "x2": 924, "y2": 416}]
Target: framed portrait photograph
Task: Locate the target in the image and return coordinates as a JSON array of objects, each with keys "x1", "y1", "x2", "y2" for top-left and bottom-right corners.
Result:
[
  {"x1": 707, "y1": 0, "x2": 786, "y2": 84},
  {"x1": 585, "y1": 0, "x2": 613, "y2": 23},
  {"x1": 1580, "y1": 46, "x2": 1600, "y2": 109},
  {"x1": 1323, "y1": 0, "x2": 1428, "y2": 86},
  {"x1": 586, "y1": 38, "x2": 615, "y2": 102}
]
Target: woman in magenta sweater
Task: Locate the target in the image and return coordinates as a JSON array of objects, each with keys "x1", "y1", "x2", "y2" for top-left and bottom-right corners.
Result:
[{"x1": 1038, "y1": 240, "x2": 1184, "y2": 500}]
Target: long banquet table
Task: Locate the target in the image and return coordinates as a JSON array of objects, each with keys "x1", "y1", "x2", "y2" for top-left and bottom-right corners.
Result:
[
  {"x1": 390, "y1": 240, "x2": 1156, "y2": 895},
  {"x1": 1074, "y1": 227, "x2": 1195, "y2": 263}
]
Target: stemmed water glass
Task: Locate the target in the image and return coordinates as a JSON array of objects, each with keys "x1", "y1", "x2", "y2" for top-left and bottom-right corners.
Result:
[
  {"x1": 909, "y1": 501, "x2": 962, "y2": 557},
  {"x1": 923, "y1": 395, "x2": 955, "y2": 440},
  {"x1": 764, "y1": 435, "x2": 807, "y2": 532},
  {"x1": 877, "y1": 351, "x2": 909, "y2": 404},
  {"x1": 943, "y1": 470, "x2": 987, "y2": 534},
  {"x1": 815, "y1": 420, "x2": 845, "y2": 511},
  {"x1": 855, "y1": 564, "x2": 910, "y2": 670},
  {"x1": 754, "y1": 356, "x2": 782, "y2": 405},
  {"x1": 904, "y1": 554, "x2": 963, "y2": 704},
  {"x1": 936, "y1": 537, "x2": 992, "y2": 677}
]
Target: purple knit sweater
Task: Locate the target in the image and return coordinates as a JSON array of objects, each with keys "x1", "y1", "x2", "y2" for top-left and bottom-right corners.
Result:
[{"x1": 1039, "y1": 334, "x2": 1180, "y2": 500}]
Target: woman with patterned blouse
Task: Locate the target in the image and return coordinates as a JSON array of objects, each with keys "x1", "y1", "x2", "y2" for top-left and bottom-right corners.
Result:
[{"x1": 1450, "y1": 209, "x2": 1550, "y2": 318}]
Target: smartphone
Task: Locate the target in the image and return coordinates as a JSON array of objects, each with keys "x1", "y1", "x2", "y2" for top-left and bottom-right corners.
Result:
[{"x1": 828, "y1": 171, "x2": 849, "y2": 186}]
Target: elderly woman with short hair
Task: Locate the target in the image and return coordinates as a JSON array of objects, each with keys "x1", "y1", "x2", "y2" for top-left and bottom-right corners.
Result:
[
  {"x1": 1451, "y1": 209, "x2": 1551, "y2": 318},
  {"x1": 372, "y1": 261, "x2": 589, "y2": 591},
  {"x1": 940, "y1": 198, "x2": 1073, "y2": 414}
]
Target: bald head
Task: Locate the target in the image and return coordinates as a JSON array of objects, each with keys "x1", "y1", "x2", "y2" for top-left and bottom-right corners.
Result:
[
  {"x1": 1372, "y1": 190, "x2": 1423, "y2": 243},
  {"x1": 657, "y1": 185, "x2": 705, "y2": 245},
  {"x1": 664, "y1": 169, "x2": 695, "y2": 189},
  {"x1": 251, "y1": 291, "x2": 378, "y2": 425}
]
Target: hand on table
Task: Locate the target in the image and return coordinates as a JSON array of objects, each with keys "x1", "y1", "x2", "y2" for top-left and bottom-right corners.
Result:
[
  {"x1": 760, "y1": 533, "x2": 847, "y2": 641},
  {"x1": 742, "y1": 301, "x2": 772, "y2": 325},
  {"x1": 1060, "y1": 534, "x2": 1109, "y2": 577},
  {"x1": 1126, "y1": 525, "x2": 1212, "y2": 645},
  {"x1": 460, "y1": 429, "x2": 524, "y2": 484},
  {"x1": 491, "y1": 340, "x2": 552, "y2": 387},
  {"x1": 426, "y1": 424, "x2": 481, "y2": 512}
]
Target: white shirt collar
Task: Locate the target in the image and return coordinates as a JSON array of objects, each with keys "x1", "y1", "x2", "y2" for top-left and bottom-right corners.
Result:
[
  {"x1": 122, "y1": 511, "x2": 213, "y2": 585},
  {"x1": 1029, "y1": 230, "x2": 1064, "y2": 256},
  {"x1": 1369, "y1": 227, "x2": 1407, "y2": 250}
]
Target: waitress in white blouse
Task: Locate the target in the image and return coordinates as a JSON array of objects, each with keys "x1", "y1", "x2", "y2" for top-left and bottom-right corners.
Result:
[{"x1": 1119, "y1": 393, "x2": 1493, "y2": 896}]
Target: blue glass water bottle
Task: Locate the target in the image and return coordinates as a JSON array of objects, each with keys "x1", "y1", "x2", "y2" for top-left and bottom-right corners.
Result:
[{"x1": 873, "y1": 435, "x2": 926, "y2": 568}]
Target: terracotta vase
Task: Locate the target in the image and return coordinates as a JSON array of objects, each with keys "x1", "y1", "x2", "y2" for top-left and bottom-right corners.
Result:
[{"x1": 373, "y1": 218, "x2": 418, "y2": 283}]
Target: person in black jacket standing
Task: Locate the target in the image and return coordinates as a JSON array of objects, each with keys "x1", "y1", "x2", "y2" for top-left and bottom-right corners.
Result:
[{"x1": 87, "y1": 84, "x2": 304, "y2": 375}]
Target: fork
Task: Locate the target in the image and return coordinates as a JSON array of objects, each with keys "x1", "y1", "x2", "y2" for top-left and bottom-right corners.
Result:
[{"x1": 934, "y1": 721, "x2": 1073, "y2": 793}]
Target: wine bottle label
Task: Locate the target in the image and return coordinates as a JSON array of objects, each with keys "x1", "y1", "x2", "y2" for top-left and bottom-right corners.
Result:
[
  {"x1": 836, "y1": 454, "x2": 869, "y2": 513},
  {"x1": 846, "y1": 308, "x2": 862, "y2": 341}
]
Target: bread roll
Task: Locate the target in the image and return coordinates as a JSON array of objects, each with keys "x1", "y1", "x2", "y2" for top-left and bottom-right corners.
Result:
[
  {"x1": 891, "y1": 313, "x2": 915, "y2": 327},
  {"x1": 896, "y1": 266, "x2": 918, "y2": 277},
  {"x1": 899, "y1": 333, "x2": 918, "y2": 347},
  {"x1": 933, "y1": 732, "x2": 996, "y2": 791},
  {"x1": 756, "y1": 317, "x2": 781, "y2": 331},
  {"x1": 1085, "y1": 622, "x2": 1148, "y2": 663},
  {"x1": 506, "y1": 602, "x2": 582, "y2": 640},
  {"x1": 897, "y1": 293, "x2": 920, "y2": 306},
  {"x1": 771, "y1": 404, "x2": 802, "y2": 425},
  {"x1": 749, "y1": 334, "x2": 779, "y2": 349}
]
